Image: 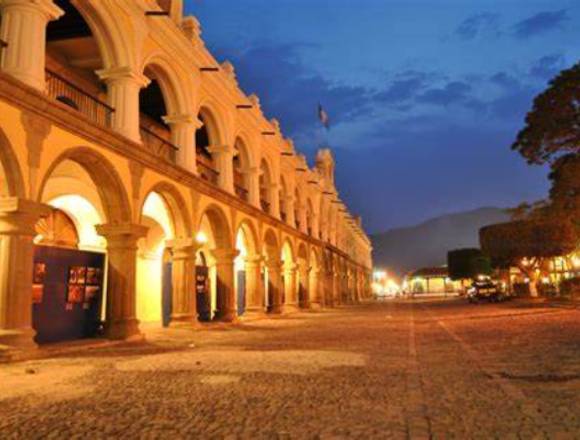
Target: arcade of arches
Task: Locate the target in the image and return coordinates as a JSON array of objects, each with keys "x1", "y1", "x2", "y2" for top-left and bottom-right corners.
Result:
[{"x1": 0, "y1": 0, "x2": 372, "y2": 357}]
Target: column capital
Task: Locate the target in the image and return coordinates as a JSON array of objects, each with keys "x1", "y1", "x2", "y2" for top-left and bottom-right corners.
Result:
[
  {"x1": 95, "y1": 223, "x2": 148, "y2": 247},
  {"x1": 265, "y1": 259, "x2": 283, "y2": 271},
  {"x1": 244, "y1": 255, "x2": 264, "y2": 266},
  {"x1": 0, "y1": 0, "x2": 64, "y2": 21},
  {"x1": 207, "y1": 144, "x2": 233, "y2": 155},
  {"x1": 162, "y1": 113, "x2": 203, "y2": 129},
  {"x1": 210, "y1": 247, "x2": 240, "y2": 263},
  {"x1": 0, "y1": 197, "x2": 50, "y2": 236},
  {"x1": 166, "y1": 237, "x2": 200, "y2": 260},
  {"x1": 97, "y1": 66, "x2": 150, "y2": 88}
]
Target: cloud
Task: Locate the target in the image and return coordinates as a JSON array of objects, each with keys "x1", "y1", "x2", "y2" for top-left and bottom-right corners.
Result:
[
  {"x1": 373, "y1": 70, "x2": 433, "y2": 103},
  {"x1": 455, "y1": 12, "x2": 500, "y2": 40},
  {"x1": 513, "y1": 10, "x2": 568, "y2": 38},
  {"x1": 529, "y1": 54, "x2": 566, "y2": 79},
  {"x1": 212, "y1": 43, "x2": 373, "y2": 138},
  {"x1": 416, "y1": 81, "x2": 473, "y2": 106},
  {"x1": 489, "y1": 72, "x2": 522, "y2": 90}
]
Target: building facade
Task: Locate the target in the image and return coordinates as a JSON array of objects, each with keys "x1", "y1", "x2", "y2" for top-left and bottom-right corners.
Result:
[{"x1": 0, "y1": 0, "x2": 372, "y2": 355}]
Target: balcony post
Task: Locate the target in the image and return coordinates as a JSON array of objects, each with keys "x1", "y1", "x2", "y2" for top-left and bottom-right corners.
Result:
[
  {"x1": 0, "y1": 0, "x2": 63, "y2": 90},
  {"x1": 207, "y1": 144, "x2": 234, "y2": 193},
  {"x1": 163, "y1": 114, "x2": 202, "y2": 174},
  {"x1": 97, "y1": 67, "x2": 150, "y2": 143}
]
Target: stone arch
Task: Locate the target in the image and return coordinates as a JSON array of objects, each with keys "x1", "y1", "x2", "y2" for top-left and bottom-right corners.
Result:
[
  {"x1": 196, "y1": 203, "x2": 232, "y2": 250},
  {"x1": 66, "y1": 0, "x2": 134, "y2": 69},
  {"x1": 281, "y1": 237, "x2": 295, "y2": 265},
  {"x1": 235, "y1": 218, "x2": 259, "y2": 257},
  {"x1": 0, "y1": 127, "x2": 25, "y2": 198},
  {"x1": 259, "y1": 158, "x2": 274, "y2": 213},
  {"x1": 197, "y1": 101, "x2": 227, "y2": 147},
  {"x1": 138, "y1": 181, "x2": 191, "y2": 238},
  {"x1": 141, "y1": 52, "x2": 193, "y2": 117},
  {"x1": 37, "y1": 147, "x2": 131, "y2": 224}
]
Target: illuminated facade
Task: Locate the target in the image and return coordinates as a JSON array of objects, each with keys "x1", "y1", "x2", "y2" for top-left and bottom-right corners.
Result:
[{"x1": 0, "y1": 0, "x2": 372, "y2": 356}]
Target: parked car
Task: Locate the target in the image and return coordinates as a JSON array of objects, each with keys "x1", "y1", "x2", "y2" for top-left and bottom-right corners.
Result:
[{"x1": 467, "y1": 279, "x2": 509, "y2": 303}]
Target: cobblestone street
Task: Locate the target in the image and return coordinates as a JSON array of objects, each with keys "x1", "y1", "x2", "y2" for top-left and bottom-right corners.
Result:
[{"x1": 1, "y1": 299, "x2": 579, "y2": 439}]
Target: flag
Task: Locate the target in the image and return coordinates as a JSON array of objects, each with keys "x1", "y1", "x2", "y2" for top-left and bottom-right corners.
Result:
[{"x1": 318, "y1": 103, "x2": 330, "y2": 129}]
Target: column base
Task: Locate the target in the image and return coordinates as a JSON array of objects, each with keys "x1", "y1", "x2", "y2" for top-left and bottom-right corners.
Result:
[
  {"x1": 267, "y1": 304, "x2": 283, "y2": 314},
  {"x1": 169, "y1": 314, "x2": 201, "y2": 329},
  {"x1": 239, "y1": 308, "x2": 267, "y2": 320},
  {"x1": 213, "y1": 310, "x2": 238, "y2": 323},
  {"x1": 282, "y1": 303, "x2": 300, "y2": 314},
  {"x1": 309, "y1": 301, "x2": 323, "y2": 310},
  {"x1": 106, "y1": 318, "x2": 142, "y2": 341},
  {"x1": 0, "y1": 328, "x2": 37, "y2": 362},
  {"x1": 298, "y1": 301, "x2": 311, "y2": 310}
]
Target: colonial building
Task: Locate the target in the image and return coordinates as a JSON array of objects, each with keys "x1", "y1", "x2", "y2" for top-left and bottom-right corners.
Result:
[{"x1": 0, "y1": 0, "x2": 372, "y2": 356}]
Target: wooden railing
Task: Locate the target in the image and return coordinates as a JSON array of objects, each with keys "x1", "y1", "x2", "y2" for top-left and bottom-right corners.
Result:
[
  {"x1": 235, "y1": 184, "x2": 249, "y2": 201},
  {"x1": 260, "y1": 199, "x2": 270, "y2": 213},
  {"x1": 140, "y1": 125, "x2": 178, "y2": 163},
  {"x1": 45, "y1": 69, "x2": 114, "y2": 127}
]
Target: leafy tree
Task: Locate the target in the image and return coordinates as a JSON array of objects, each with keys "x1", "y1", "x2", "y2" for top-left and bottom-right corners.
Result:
[
  {"x1": 548, "y1": 153, "x2": 580, "y2": 226},
  {"x1": 480, "y1": 219, "x2": 576, "y2": 296},
  {"x1": 447, "y1": 248, "x2": 491, "y2": 280},
  {"x1": 512, "y1": 62, "x2": 580, "y2": 165}
]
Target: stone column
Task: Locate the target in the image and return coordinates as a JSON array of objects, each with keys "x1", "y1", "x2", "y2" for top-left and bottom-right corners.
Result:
[
  {"x1": 333, "y1": 272, "x2": 341, "y2": 305},
  {"x1": 266, "y1": 260, "x2": 283, "y2": 314},
  {"x1": 0, "y1": 0, "x2": 63, "y2": 90},
  {"x1": 269, "y1": 183, "x2": 280, "y2": 219},
  {"x1": 283, "y1": 263, "x2": 298, "y2": 312},
  {"x1": 207, "y1": 144, "x2": 234, "y2": 193},
  {"x1": 163, "y1": 114, "x2": 201, "y2": 173},
  {"x1": 244, "y1": 255, "x2": 265, "y2": 315},
  {"x1": 211, "y1": 248, "x2": 239, "y2": 322},
  {"x1": 298, "y1": 262, "x2": 311, "y2": 309},
  {"x1": 167, "y1": 237, "x2": 199, "y2": 327},
  {"x1": 96, "y1": 223, "x2": 148, "y2": 340},
  {"x1": 0, "y1": 198, "x2": 49, "y2": 353},
  {"x1": 97, "y1": 67, "x2": 150, "y2": 142},
  {"x1": 246, "y1": 166, "x2": 260, "y2": 208}
]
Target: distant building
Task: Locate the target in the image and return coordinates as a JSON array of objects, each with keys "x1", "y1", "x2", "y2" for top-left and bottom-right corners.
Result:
[{"x1": 405, "y1": 266, "x2": 463, "y2": 294}]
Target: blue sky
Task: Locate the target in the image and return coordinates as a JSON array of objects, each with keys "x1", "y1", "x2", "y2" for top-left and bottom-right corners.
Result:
[{"x1": 185, "y1": 0, "x2": 580, "y2": 233}]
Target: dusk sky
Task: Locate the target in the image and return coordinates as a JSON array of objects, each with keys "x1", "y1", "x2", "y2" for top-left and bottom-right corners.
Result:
[{"x1": 185, "y1": 0, "x2": 580, "y2": 233}]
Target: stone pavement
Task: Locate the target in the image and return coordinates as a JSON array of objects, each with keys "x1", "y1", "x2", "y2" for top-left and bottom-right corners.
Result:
[{"x1": 0, "y1": 299, "x2": 579, "y2": 439}]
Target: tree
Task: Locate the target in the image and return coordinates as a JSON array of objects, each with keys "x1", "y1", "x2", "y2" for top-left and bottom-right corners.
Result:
[
  {"x1": 511, "y1": 62, "x2": 580, "y2": 165},
  {"x1": 480, "y1": 219, "x2": 576, "y2": 296},
  {"x1": 548, "y1": 153, "x2": 580, "y2": 227},
  {"x1": 447, "y1": 248, "x2": 491, "y2": 281}
]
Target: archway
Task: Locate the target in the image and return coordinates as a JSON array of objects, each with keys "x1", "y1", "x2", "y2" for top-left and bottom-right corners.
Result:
[
  {"x1": 233, "y1": 137, "x2": 251, "y2": 201},
  {"x1": 279, "y1": 176, "x2": 289, "y2": 223},
  {"x1": 259, "y1": 159, "x2": 273, "y2": 214},
  {"x1": 297, "y1": 243, "x2": 309, "y2": 308},
  {"x1": 195, "y1": 107, "x2": 221, "y2": 184},
  {"x1": 36, "y1": 148, "x2": 133, "y2": 342},
  {"x1": 281, "y1": 239, "x2": 296, "y2": 309},
  {"x1": 263, "y1": 228, "x2": 281, "y2": 313},
  {"x1": 306, "y1": 198, "x2": 314, "y2": 236},
  {"x1": 136, "y1": 191, "x2": 176, "y2": 328},
  {"x1": 45, "y1": 1, "x2": 114, "y2": 127},
  {"x1": 196, "y1": 204, "x2": 236, "y2": 321}
]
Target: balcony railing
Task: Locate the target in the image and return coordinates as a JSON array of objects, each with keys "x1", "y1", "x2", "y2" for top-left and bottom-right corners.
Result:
[
  {"x1": 45, "y1": 69, "x2": 113, "y2": 127},
  {"x1": 260, "y1": 199, "x2": 270, "y2": 213},
  {"x1": 196, "y1": 148, "x2": 219, "y2": 185},
  {"x1": 140, "y1": 125, "x2": 177, "y2": 163},
  {"x1": 280, "y1": 211, "x2": 287, "y2": 222}
]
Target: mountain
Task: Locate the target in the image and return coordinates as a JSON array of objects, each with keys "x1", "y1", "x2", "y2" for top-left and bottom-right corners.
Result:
[{"x1": 371, "y1": 207, "x2": 511, "y2": 276}]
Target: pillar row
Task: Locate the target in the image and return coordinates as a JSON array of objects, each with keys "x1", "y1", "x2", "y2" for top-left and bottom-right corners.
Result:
[
  {"x1": 244, "y1": 255, "x2": 265, "y2": 315},
  {"x1": 210, "y1": 248, "x2": 239, "y2": 322}
]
